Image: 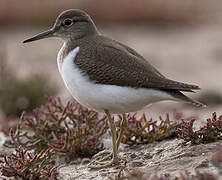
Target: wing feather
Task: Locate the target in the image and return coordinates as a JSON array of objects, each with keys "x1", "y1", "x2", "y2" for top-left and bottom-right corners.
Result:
[{"x1": 75, "y1": 36, "x2": 200, "y2": 91}]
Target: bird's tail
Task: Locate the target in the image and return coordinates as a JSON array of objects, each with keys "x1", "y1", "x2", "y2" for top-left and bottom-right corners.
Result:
[{"x1": 167, "y1": 90, "x2": 206, "y2": 108}]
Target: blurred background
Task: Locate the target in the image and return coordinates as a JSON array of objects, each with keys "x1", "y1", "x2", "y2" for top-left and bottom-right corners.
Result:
[{"x1": 0, "y1": 0, "x2": 222, "y2": 129}]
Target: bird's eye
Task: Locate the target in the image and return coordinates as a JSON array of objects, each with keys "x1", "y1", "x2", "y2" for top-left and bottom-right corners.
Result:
[{"x1": 63, "y1": 18, "x2": 73, "y2": 27}]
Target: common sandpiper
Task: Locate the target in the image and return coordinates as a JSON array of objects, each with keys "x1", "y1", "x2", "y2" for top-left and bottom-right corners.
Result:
[{"x1": 23, "y1": 9, "x2": 205, "y2": 169}]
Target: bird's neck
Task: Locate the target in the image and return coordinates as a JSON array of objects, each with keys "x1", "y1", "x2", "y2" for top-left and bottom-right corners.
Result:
[
  {"x1": 57, "y1": 33, "x2": 95, "y2": 64},
  {"x1": 60, "y1": 40, "x2": 80, "y2": 60}
]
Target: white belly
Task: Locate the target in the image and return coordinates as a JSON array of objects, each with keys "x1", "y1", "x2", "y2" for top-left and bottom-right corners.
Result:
[{"x1": 58, "y1": 46, "x2": 175, "y2": 113}]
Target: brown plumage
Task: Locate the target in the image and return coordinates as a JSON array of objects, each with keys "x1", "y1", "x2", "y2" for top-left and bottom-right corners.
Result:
[
  {"x1": 72, "y1": 36, "x2": 198, "y2": 90},
  {"x1": 61, "y1": 35, "x2": 205, "y2": 107}
]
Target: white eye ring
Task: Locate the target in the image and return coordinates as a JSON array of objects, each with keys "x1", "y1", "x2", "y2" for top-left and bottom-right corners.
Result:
[{"x1": 63, "y1": 18, "x2": 73, "y2": 27}]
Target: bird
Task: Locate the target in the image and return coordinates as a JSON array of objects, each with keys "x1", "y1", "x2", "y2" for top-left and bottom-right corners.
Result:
[{"x1": 23, "y1": 9, "x2": 205, "y2": 169}]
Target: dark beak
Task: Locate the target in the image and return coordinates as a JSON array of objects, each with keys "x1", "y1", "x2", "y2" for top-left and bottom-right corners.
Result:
[{"x1": 23, "y1": 28, "x2": 55, "y2": 43}]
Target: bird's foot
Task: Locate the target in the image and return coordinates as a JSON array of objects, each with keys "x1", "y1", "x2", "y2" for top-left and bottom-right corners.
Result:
[
  {"x1": 92, "y1": 150, "x2": 126, "y2": 162},
  {"x1": 88, "y1": 150, "x2": 126, "y2": 169},
  {"x1": 88, "y1": 156, "x2": 119, "y2": 169},
  {"x1": 92, "y1": 149, "x2": 111, "y2": 160}
]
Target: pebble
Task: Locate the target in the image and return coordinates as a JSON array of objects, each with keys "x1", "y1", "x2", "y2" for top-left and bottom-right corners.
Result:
[
  {"x1": 129, "y1": 153, "x2": 137, "y2": 159},
  {"x1": 131, "y1": 160, "x2": 145, "y2": 167},
  {"x1": 144, "y1": 153, "x2": 152, "y2": 159}
]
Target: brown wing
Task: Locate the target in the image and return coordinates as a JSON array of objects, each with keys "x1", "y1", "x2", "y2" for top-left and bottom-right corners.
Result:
[{"x1": 75, "y1": 36, "x2": 200, "y2": 91}]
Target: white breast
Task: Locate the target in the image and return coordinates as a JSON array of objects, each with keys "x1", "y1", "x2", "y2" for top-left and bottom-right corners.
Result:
[{"x1": 58, "y1": 46, "x2": 175, "y2": 114}]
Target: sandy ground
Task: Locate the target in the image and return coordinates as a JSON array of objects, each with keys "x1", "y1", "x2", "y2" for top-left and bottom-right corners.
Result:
[
  {"x1": 58, "y1": 139, "x2": 222, "y2": 179},
  {"x1": 0, "y1": 23, "x2": 222, "y2": 179}
]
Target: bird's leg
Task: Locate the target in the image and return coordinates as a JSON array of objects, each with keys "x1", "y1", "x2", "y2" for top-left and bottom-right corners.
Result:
[
  {"x1": 90, "y1": 113, "x2": 128, "y2": 164},
  {"x1": 116, "y1": 113, "x2": 128, "y2": 150},
  {"x1": 88, "y1": 110, "x2": 120, "y2": 169},
  {"x1": 91, "y1": 110, "x2": 116, "y2": 160},
  {"x1": 97, "y1": 113, "x2": 128, "y2": 162},
  {"x1": 104, "y1": 110, "x2": 118, "y2": 162}
]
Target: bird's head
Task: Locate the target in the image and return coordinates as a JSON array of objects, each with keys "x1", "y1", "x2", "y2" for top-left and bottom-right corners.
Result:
[{"x1": 23, "y1": 9, "x2": 98, "y2": 43}]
